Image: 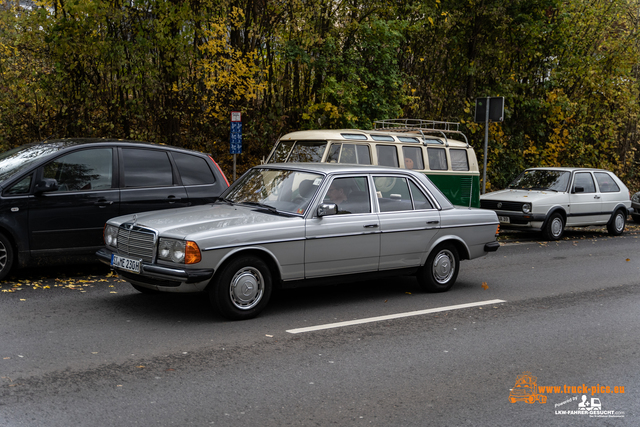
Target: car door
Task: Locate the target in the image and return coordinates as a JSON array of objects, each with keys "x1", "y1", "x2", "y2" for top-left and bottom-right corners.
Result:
[
  {"x1": 118, "y1": 147, "x2": 189, "y2": 215},
  {"x1": 568, "y1": 171, "x2": 604, "y2": 226},
  {"x1": 373, "y1": 175, "x2": 440, "y2": 270},
  {"x1": 28, "y1": 147, "x2": 119, "y2": 253},
  {"x1": 304, "y1": 175, "x2": 380, "y2": 278}
]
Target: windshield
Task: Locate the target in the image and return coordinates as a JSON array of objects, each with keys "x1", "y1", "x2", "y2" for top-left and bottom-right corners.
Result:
[
  {"x1": 224, "y1": 168, "x2": 324, "y2": 215},
  {"x1": 0, "y1": 143, "x2": 64, "y2": 182},
  {"x1": 267, "y1": 140, "x2": 327, "y2": 163},
  {"x1": 508, "y1": 170, "x2": 570, "y2": 192}
]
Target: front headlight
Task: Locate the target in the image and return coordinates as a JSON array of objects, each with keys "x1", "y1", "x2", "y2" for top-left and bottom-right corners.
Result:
[
  {"x1": 158, "y1": 238, "x2": 201, "y2": 264},
  {"x1": 522, "y1": 203, "x2": 531, "y2": 214},
  {"x1": 104, "y1": 225, "x2": 118, "y2": 248}
]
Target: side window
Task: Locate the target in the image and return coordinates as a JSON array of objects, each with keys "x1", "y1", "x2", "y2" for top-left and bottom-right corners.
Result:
[
  {"x1": 402, "y1": 146, "x2": 424, "y2": 170},
  {"x1": 5, "y1": 174, "x2": 33, "y2": 195},
  {"x1": 376, "y1": 145, "x2": 399, "y2": 167},
  {"x1": 427, "y1": 148, "x2": 447, "y2": 170},
  {"x1": 409, "y1": 180, "x2": 434, "y2": 210},
  {"x1": 374, "y1": 176, "x2": 413, "y2": 212},
  {"x1": 172, "y1": 152, "x2": 215, "y2": 185},
  {"x1": 323, "y1": 176, "x2": 370, "y2": 214},
  {"x1": 450, "y1": 149, "x2": 469, "y2": 171},
  {"x1": 594, "y1": 172, "x2": 620, "y2": 193},
  {"x1": 573, "y1": 172, "x2": 596, "y2": 193},
  {"x1": 122, "y1": 149, "x2": 173, "y2": 188},
  {"x1": 43, "y1": 148, "x2": 113, "y2": 192},
  {"x1": 326, "y1": 143, "x2": 371, "y2": 165}
]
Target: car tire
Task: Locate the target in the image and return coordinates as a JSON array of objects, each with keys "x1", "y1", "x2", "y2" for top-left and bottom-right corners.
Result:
[
  {"x1": 417, "y1": 243, "x2": 459, "y2": 293},
  {"x1": 210, "y1": 255, "x2": 272, "y2": 320},
  {"x1": 131, "y1": 283, "x2": 162, "y2": 294},
  {"x1": 632, "y1": 214, "x2": 640, "y2": 224},
  {"x1": 607, "y1": 209, "x2": 626, "y2": 236},
  {"x1": 0, "y1": 232, "x2": 15, "y2": 281},
  {"x1": 542, "y1": 213, "x2": 564, "y2": 241}
]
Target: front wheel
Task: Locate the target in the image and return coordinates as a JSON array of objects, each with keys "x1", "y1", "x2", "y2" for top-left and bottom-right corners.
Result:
[
  {"x1": 607, "y1": 209, "x2": 626, "y2": 236},
  {"x1": 210, "y1": 255, "x2": 272, "y2": 320},
  {"x1": 0, "y1": 232, "x2": 15, "y2": 281},
  {"x1": 417, "y1": 243, "x2": 460, "y2": 293},
  {"x1": 542, "y1": 213, "x2": 564, "y2": 241}
]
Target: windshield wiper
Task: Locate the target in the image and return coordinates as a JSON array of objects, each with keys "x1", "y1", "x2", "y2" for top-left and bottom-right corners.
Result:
[
  {"x1": 216, "y1": 197, "x2": 235, "y2": 206},
  {"x1": 240, "y1": 201, "x2": 279, "y2": 213}
]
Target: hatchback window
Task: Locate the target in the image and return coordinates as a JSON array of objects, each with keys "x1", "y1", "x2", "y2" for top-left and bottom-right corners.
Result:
[
  {"x1": 122, "y1": 149, "x2": 173, "y2": 187},
  {"x1": 43, "y1": 148, "x2": 113, "y2": 192},
  {"x1": 594, "y1": 172, "x2": 620, "y2": 193},
  {"x1": 573, "y1": 172, "x2": 596, "y2": 193},
  {"x1": 172, "y1": 152, "x2": 215, "y2": 185}
]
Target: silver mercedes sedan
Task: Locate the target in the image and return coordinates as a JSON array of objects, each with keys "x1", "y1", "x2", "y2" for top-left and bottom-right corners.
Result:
[{"x1": 97, "y1": 163, "x2": 500, "y2": 320}]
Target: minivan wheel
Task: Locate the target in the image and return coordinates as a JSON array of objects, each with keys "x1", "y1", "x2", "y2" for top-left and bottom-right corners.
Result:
[
  {"x1": 210, "y1": 255, "x2": 272, "y2": 320},
  {"x1": 417, "y1": 243, "x2": 459, "y2": 293},
  {"x1": 0, "y1": 232, "x2": 14, "y2": 281},
  {"x1": 607, "y1": 209, "x2": 626, "y2": 236},
  {"x1": 542, "y1": 213, "x2": 564, "y2": 241}
]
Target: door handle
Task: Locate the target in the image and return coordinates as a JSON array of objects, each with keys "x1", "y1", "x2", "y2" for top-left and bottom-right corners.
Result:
[
  {"x1": 427, "y1": 220, "x2": 440, "y2": 224},
  {"x1": 167, "y1": 196, "x2": 182, "y2": 204},
  {"x1": 94, "y1": 199, "x2": 114, "y2": 208},
  {"x1": 363, "y1": 224, "x2": 379, "y2": 228}
]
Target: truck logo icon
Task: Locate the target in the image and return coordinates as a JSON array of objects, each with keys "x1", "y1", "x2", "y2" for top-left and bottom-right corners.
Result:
[
  {"x1": 578, "y1": 395, "x2": 602, "y2": 411},
  {"x1": 509, "y1": 372, "x2": 547, "y2": 404}
]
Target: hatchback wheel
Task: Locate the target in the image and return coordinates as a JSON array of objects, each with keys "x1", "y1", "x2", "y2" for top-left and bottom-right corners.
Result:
[
  {"x1": 0, "y1": 232, "x2": 14, "y2": 281},
  {"x1": 210, "y1": 255, "x2": 272, "y2": 320},
  {"x1": 607, "y1": 209, "x2": 626, "y2": 236},
  {"x1": 418, "y1": 243, "x2": 459, "y2": 293},
  {"x1": 542, "y1": 213, "x2": 564, "y2": 241}
]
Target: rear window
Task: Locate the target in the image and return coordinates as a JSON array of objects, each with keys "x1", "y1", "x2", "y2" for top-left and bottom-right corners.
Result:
[
  {"x1": 173, "y1": 152, "x2": 215, "y2": 185},
  {"x1": 594, "y1": 172, "x2": 620, "y2": 193}
]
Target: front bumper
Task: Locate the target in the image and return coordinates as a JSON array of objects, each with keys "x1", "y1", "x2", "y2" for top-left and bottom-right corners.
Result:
[{"x1": 96, "y1": 248, "x2": 215, "y2": 285}]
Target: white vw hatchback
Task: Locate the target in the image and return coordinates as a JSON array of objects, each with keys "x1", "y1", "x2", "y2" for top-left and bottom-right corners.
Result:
[{"x1": 480, "y1": 167, "x2": 632, "y2": 240}]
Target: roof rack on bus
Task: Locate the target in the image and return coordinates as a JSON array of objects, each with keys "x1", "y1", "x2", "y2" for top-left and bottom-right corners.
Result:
[{"x1": 373, "y1": 118, "x2": 469, "y2": 148}]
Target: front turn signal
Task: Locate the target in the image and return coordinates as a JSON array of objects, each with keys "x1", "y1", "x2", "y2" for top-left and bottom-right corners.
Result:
[{"x1": 185, "y1": 241, "x2": 202, "y2": 264}]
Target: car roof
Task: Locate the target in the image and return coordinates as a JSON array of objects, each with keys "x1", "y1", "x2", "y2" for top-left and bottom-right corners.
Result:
[
  {"x1": 25, "y1": 138, "x2": 207, "y2": 155},
  {"x1": 525, "y1": 167, "x2": 613, "y2": 173},
  {"x1": 258, "y1": 162, "x2": 425, "y2": 176},
  {"x1": 279, "y1": 129, "x2": 469, "y2": 148}
]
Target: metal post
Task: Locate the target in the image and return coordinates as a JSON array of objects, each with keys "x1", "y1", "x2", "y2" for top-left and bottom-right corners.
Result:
[
  {"x1": 482, "y1": 97, "x2": 490, "y2": 195},
  {"x1": 233, "y1": 154, "x2": 236, "y2": 182}
]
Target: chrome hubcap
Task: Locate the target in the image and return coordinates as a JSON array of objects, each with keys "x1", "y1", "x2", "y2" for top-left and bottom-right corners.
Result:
[
  {"x1": 0, "y1": 240, "x2": 6, "y2": 271},
  {"x1": 229, "y1": 267, "x2": 264, "y2": 310},
  {"x1": 615, "y1": 213, "x2": 624, "y2": 231},
  {"x1": 432, "y1": 250, "x2": 455, "y2": 284}
]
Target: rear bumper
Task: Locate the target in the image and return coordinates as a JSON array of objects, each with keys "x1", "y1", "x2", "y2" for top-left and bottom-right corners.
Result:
[{"x1": 484, "y1": 241, "x2": 500, "y2": 252}]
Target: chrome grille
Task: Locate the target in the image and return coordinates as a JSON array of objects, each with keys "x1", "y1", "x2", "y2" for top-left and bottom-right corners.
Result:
[
  {"x1": 117, "y1": 224, "x2": 157, "y2": 262},
  {"x1": 480, "y1": 200, "x2": 524, "y2": 212}
]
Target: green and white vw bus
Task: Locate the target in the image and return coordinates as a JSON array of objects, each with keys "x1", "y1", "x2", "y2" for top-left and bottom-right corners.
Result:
[{"x1": 265, "y1": 119, "x2": 480, "y2": 207}]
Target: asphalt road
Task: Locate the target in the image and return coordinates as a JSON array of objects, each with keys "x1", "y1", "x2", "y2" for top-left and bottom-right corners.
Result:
[{"x1": 1, "y1": 229, "x2": 639, "y2": 426}]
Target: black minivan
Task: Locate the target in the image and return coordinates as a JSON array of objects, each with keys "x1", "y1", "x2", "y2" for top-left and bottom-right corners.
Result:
[{"x1": 0, "y1": 138, "x2": 229, "y2": 279}]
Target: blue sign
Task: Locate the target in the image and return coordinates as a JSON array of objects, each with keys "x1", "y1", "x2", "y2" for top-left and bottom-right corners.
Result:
[{"x1": 230, "y1": 122, "x2": 242, "y2": 154}]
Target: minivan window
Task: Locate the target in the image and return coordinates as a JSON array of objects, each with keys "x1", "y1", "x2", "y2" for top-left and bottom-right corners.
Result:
[
  {"x1": 43, "y1": 148, "x2": 113, "y2": 192},
  {"x1": 402, "y1": 146, "x2": 424, "y2": 170},
  {"x1": 173, "y1": 152, "x2": 215, "y2": 185},
  {"x1": 123, "y1": 148, "x2": 173, "y2": 187},
  {"x1": 450, "y1": 149, "x2": 469, "y2": 171},
  {"x1": 6, "y1": 174, "x2": 32, "y2": 195},
  {"x1": 326, "y1": 143, "x2": 371, "y2": 165},
  {"x1": 427, "y1": 147, "x2": 447, "y2": 170},
  {"x1": 376, "y1": 145, "x2": 399, "y2": 167}
]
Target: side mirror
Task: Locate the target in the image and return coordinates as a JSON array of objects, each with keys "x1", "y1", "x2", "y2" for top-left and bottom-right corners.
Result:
[
  {"x1": 34, "y1": 178, "x2": 59, "y2": 194},
  {"x1": 317, "y1": 203, "x2": 338, "y2": 217},
  {"x1": 572, "y1": 186, "x2": 584, "y2": 194}
]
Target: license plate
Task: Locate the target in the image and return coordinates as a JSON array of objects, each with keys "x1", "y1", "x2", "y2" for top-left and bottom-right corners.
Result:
[
  {"x1": 498, "y1": 216, "x2": 510, "y2": 224},
  {"x1": 111, "y1": 254, "x2": 141, "y2": 274}
]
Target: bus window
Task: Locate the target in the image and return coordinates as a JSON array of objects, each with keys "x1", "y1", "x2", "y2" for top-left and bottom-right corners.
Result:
[
  {"x1": 376, "y1": 145, "x2": 399, "y2": 167},
  {"x1": 269, "y1": 140, "x2": 295, "y2": 163},
  {"x1": 326, "y1": 143, "x2": 371, "y2": 164},
  {"x1": 427, "y1": 147, "x2": 447, "y2": 170},
  {"x1": 450, "y1": 149, "x2": 469, "y2": 171},
  {"x1": 288, "y1": 141, "x2": 327, "y2": 162},
  {"x1": 402, "y1": 146, "x2": 424, "y2": 170}
]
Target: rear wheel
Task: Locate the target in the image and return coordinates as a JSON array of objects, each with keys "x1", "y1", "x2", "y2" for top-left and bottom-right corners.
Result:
[
  {"x1": 0, "y1": 232, "x2": 15, "y2": 281},
  {"x1": 607, "y1": 209, "x2": 626, "y2": 236},
  {"x1": 210, "y1": 255, "x2": 272, "y2": 320},
  {"x1": 417, "y1": 243, "x2": 459, "y2": 293},
  {"x1": 542, "y1": 213, "x2": 564, "y2": 241}
]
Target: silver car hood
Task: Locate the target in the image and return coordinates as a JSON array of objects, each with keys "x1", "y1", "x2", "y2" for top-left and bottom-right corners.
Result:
[
  {"x1": 480, "y1": 189, "x2": 564, "y2": 202},
  {"x1": 108, "y1": 203, "x2": 298, "y2": 240}
]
